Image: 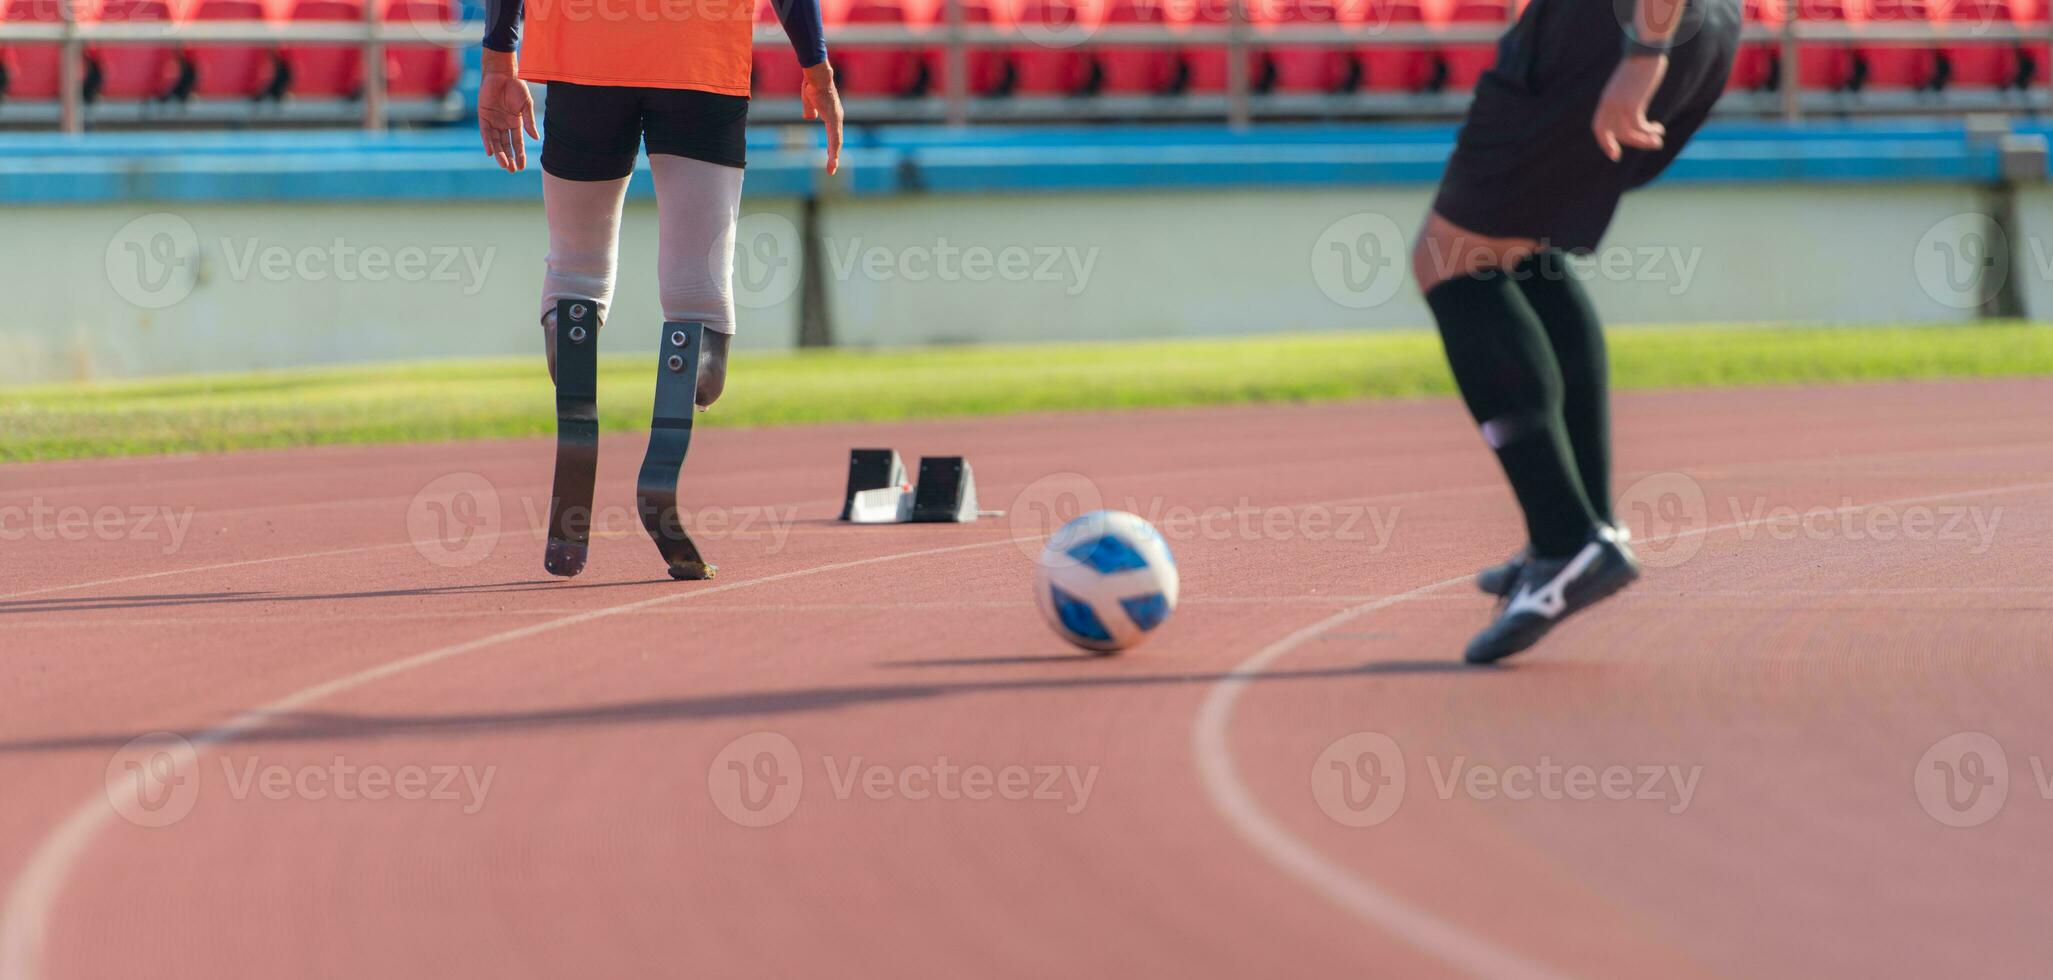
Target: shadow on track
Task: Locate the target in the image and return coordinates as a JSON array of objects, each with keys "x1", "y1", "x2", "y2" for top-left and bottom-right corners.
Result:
[{"x1": 0, "y1": 660, "x2": 1493, "y2": 754}]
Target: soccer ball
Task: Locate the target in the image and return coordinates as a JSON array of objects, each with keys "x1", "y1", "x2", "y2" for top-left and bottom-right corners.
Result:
[{"x1": 1033, "y1": 510, "x2": 1179, "y2": 653}]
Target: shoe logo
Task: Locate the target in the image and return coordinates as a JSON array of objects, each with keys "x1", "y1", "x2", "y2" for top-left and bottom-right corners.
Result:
[{"x1": 1503, "y1": 543, "x2": 1601, "y2": 620}]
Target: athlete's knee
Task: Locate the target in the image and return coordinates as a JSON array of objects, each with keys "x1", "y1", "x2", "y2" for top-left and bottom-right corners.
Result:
[{"x1": 1414, "y1": 213, "x2": 1541, "y2": 293}]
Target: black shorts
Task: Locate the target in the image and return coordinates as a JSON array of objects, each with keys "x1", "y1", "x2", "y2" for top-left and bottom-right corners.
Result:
[
  {"x1": 1431, "y1": 0, "x2": 1741, "y2": 252},
  {"x1": 540, "y1": 81, "x2": 749, "y2": 181}
]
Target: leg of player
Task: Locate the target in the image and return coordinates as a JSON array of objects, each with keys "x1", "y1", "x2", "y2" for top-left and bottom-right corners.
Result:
[
  {"x1": 628, "y1": 153, "x2": 742, "y2": 580},
  {"x1": 538, "y1": 172, "x2": 628, "y2": 577},
  {"x1": 545, "y1": 298, "x2": 602, "y2": 576},
  {"x1": 1475, "y1": 249, "x2": 1626, "y2": 597},
  {"x1": 649, "y1": 153, "x2": 741, "y2": 409},
  {"x1": 636, "y1": 321, "x2": 715, "y2": 580},
  {"x1": 538, "y1": 173, "x2": 628, "y2": 381},
  {"x1": 1414, "y1": 213, "x2": 1640, "y2": 663}
]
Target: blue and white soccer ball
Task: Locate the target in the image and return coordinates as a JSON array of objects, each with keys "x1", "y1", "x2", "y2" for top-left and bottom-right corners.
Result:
[{"x1": 1033, "y1": 510, "x2": 1179, "y2": 654}]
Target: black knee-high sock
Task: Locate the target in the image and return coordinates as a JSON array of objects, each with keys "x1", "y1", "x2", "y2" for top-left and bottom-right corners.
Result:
[
  {"x1": 1513, "y1": 250, "x2": 1612, "y2": 525},
  {"x1": 1426, "y1": 270, "x2": 1599, "y2": 558}
]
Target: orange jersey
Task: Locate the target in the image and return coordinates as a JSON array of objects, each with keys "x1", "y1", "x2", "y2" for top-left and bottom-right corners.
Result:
[{"x1": 518, "y1": 0, "x2": 757, "y2": 96}]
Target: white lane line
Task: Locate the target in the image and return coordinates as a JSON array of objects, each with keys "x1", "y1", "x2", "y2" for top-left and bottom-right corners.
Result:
[
  {"x1": 1191, "y1": 478, "x2": 2053, "y2": 979},
  {"x1": 0, "y1": 535, "x2": 1026, "y2": 980}
]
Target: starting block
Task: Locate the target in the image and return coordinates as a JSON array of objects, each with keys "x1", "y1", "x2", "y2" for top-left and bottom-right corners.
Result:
[{"x1": 839, "y1": 449, "x2": 989, "y2": 524}]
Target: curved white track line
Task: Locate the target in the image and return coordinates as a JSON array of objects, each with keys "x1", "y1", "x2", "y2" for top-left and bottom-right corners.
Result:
[
  {"x1": 1192, "y1": 478, "x2": 2053, "y2": 979},
  {"x1": 0, "y1": 535, "x2": 1024, "y2": 980}
]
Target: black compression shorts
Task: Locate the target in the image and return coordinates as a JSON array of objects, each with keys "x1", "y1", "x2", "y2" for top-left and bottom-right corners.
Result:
[
  {"x1": 540, "y1": 81, "x2": 749, "y2": 181},
  {"x1": 1430, "y1": 0, "x2": 1741, "y2": 252}
]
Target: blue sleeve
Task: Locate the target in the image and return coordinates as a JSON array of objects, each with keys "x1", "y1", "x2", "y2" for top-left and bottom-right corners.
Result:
[
  {"x1": 768, "y1": 0, "x2": 827, "y2": 68},
  {"x1": 482, "y1": 0, "x2": 522, "y2": 53}
]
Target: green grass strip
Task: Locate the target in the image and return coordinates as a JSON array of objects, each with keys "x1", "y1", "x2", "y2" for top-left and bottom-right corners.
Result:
[{"x1": 4, "y1": 322, "x2": 2049, "y2": 462}]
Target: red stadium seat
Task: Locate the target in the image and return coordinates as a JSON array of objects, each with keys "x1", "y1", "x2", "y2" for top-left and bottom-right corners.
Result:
[
  {"x1": 185, "y1": 0, "x2": 280, "y2": 98},
  {"x1": 383, "y1": 0, "x2": 459, "y2": 97},
  {"x1": 1011, "y1": 0, "x2": 1100, "y2": 95},
  {"x1": 923, "y1": 0, "x2": 1015, "y2": 96},
  {"x1": 280, "y1": 0, "x2": 364, "y2": 98},
  {"x1": 1858, "y1": 0, "x2": 1940, "y2": 89},
  {"x1": 752, "y1": 0, "x2": 806, "y2": 95},
  {"x1": 1171, "y1": 0, "x2": 1259, "y2": 93},
  {"x1": 2021, "y1": 0, "x2": 2049, "y2": 86},
  {"x1": 1729, "y1": 0, "x2": 1781, "y2": 90},
  {"x1": 1255, "y1": 0, "x2": 1361, "y2": 93},
  {"x1": 1439, "y1": 0, "x2": 1505, "y2": 90},
  {"x1": 1, "y1": 0, "x2": 68, "y2": 100},
  {"x1": 836, "y1": 0, "x2": 929, "y2": 96},
  {"x1": 1094, "y1": 0, "x2": 1180, "y2": 94},
  {"x1": 1360, "y1": 0, "x2": 1437, "y2": 92},
  {"x1": 1795, "y1": 0, "x2": 1859, "y2": 90},
  {"x1": 88, "y1": 0, "x2": 182, "y2": 99}
]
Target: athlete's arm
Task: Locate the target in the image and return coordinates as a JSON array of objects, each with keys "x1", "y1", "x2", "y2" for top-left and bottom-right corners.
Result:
[
  {"x1": 769, "y1": 0, "x2": 842, "y2": 174},
  {"x1": 768, "y1": 0, "x2": 827, "y2": 68},
  {"x1": 477, "y1": 0, "x2": 538, "y2": 174},
  {"x1": 1591, "y1": 0, "x2": 1682, "y2": 161}
]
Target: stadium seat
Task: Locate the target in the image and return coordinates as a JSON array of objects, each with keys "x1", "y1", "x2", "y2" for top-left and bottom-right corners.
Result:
[
  {"x1": 185, "y1": 0, "x2": 281, "y2": 99},
  {"x1": 1360, "y1": 0, "x2": 1439, "y2": 92},
  {"x1": 1796, "y1": 0, "x2": 1860, "y2": 90},
  {"x1": 1011, "y1": 0, "x2": 1101, "y2": 95},
  {"x1": 1172, "y1": 0, "x2": 1260, "y2": 93},
  {"x1": 88, "y1": 0, "x2": 182, "y2": 99},
  {"x1": 280, "y1": 0, "x2": 364, "y2": 98},
  {"x1": 1, "y1": 0, "x2": 68, "y2": 100},
  {"x1": 383, "y1": 0, "x2": 459, "y2": 97},
  {"x1": 1093, "y1": 0, "x2": 1180, "y2": 95},
  {"x1": 2021, "y1": 0, "x2": 2049, "y2": 86},
  {"x1": 1255, "y1": 0, "x2": 1361, "y2": 93},
  {"x1": 1729, "y1": 0, "x2": 1781, "y2": 91},
  {"x1": 835, "y1": 0, "x2": 930, "y2": 97},
  {"x1": 1858, "y1": 0, "x2": 1940, "y2": 89},
  {"x1": 753, "y1": 0, "x2": 806, "y2": 95},
  {"x1": 922, "y1": 0, "x2": 1015, "y2": 97},
  {"x1": 1439, "y1": 0, "x2": 1505, "y2": 90}
]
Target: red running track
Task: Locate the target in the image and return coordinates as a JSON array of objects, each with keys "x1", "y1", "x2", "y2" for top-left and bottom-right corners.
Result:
[{"x1": 1, "y1": 379, "x2": 2050, "y2": 979}]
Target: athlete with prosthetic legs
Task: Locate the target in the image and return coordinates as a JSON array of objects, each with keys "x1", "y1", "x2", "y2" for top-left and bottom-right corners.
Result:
[
  {"x1": 1415, "y1": 0, "x2": 1738, "y2": 662},
  {"x1": 475, "y1": 0, "x2": 842, "y2": 579}
]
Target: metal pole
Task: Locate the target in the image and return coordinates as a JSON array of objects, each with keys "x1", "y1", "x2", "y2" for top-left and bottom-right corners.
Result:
[
  {"x1": 1778, "y1": 0, "x2": 1799, "y2": 122},
  {"x1": 361, "y1": 0, "x2": 387, "y2": 130},
  {"x1": 1225, "y1": 0, "x2": 1249, "y2": 129},
  {"x1": 943, "y1": 0, "x2": 968, "y2": 126},
  {"x1": 58, "y1": 0, "x2": 84, "y2": 133}
]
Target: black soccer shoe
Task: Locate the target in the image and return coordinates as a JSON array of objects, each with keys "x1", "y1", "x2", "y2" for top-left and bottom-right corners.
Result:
[
  {"x1": 1464, "y1": 527, "x2": 1640, "y2": 664},
  {"x1": 1475, "y1": 545, "x2": 1533, "y2": 597},
  {"x1": 1475, "y1": 524, "x2": 1630, "y2": 598}
]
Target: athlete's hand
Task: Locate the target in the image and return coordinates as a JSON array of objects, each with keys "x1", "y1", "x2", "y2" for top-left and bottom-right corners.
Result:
[
  {"x1": 801, "y1": 61, "x2": 843, "y2": 176},
  {"x1": 478, "y1": 50, "x2": 538, "y2": 173},
  {"x1": 1591, "y1": 53, "x2": 1667, "y2": 162}
]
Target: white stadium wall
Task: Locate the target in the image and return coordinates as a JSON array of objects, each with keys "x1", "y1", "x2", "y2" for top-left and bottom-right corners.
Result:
[{"x1": 0, "y1": 181, "x2": 2038, "y2": 385}]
